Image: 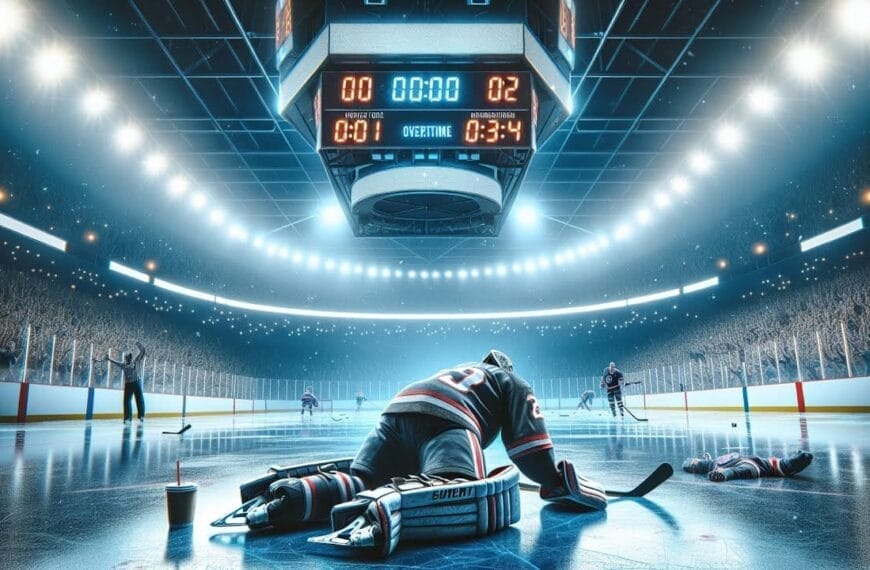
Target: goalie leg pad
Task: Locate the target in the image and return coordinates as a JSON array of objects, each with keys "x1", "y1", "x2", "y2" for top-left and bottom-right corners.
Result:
[
  {"x1": 540, "y1": 459, "x2": 607, "y2": 511},
  {"x1": 309, "y1": 465, "x2": 520, "y2": 557},
  {"x1": 245, "y1": 470, "x2": 366, "y2": 529},
  {"x1": 239, "y1": 457, "x2": 354, "y2": 502}
]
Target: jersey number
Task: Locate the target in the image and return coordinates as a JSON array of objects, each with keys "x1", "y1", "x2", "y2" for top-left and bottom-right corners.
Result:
[{"x1": 437, "y1": 367, "x2": 486, "y2": 393}]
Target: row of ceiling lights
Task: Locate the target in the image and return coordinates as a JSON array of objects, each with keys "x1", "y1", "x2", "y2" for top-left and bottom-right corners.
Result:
[{"x1": 0, "y1": 0, "x2": 866, "y2": 284}]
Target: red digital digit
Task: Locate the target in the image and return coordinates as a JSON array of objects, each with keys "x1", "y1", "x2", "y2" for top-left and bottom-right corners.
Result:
[
  {"x1": 352, "y1": 119, "x2": 368, "y2": 143},
  {"x1": 487, "y1": 76, "x2": 503, "y2": 103},
  {"x1": 437, "y1": 367, "x2": 486, "y2": 393},
  {"x1": 507, "y1": 120, "x2": 523, "y2": 142},
  {"x1": 504, "y1": 75, "x2": 519, "y2": 102},
  {"x1": 465, "y1": 119, "x2": 481, "y2": 143},
  {"x1": 374, "y1": 120, "x2": 382, "y2": 142},
  {"x1": 358, "y1": 76, "x2": 373, "y2": 102},
  {"x1": 341, "y1": 76, "x2": 355, "y2": 102},
  {"x1": 485, "y1": 120, "x2": 499, "y2": 143},
  {"x1": 333, "y1": 119, "x2": 349, "y2": 143}
]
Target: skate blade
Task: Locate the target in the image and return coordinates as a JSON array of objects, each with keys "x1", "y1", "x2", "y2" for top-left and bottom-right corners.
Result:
[{"x1": 210, "y1": 497, "x2": 263, "y2": 527}]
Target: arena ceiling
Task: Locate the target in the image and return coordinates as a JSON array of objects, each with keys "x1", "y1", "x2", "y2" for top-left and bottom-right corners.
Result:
[{"x1": 37, "y1": 0, "x2": 830, "y2": 266}]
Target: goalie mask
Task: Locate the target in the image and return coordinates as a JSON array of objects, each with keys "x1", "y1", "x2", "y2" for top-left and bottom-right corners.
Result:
[{"x1": 482, "y1": 349, "x2": 513, "y2": 372}]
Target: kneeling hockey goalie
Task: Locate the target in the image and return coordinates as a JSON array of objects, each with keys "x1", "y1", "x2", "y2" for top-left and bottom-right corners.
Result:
[
  {"x1": 683, "y1": 450, "x2": 813, "y2": 482},
  {"x1": 214, "y1": 350, "x2": 607, "y2": 557}
]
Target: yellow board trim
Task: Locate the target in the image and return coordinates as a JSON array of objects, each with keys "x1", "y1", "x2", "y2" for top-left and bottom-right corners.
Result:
[{"x1": 644, "y1": 405, "x2": 868, "y2": 413}]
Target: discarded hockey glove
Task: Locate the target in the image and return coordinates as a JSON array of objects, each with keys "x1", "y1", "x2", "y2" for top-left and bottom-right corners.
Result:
[{"x1": 539, "y1": 459, "x2": 607, "y2": 511}]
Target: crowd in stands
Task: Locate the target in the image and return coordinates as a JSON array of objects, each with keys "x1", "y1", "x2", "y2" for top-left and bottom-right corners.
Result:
[
  {"x1": 0, "y1": 265, "x2": 248, "y2": 388},
  {"x1": 617, "y1": 263, "x2": 870, "y2": 389}
]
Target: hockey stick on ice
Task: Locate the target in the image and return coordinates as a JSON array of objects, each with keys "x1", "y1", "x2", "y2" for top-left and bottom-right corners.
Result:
[
  {"x1": 162, "y1": 424, "x2": 192, "y2": 435},
  {"x1": 623, "y1": 406, "x2": 648, "y2": 422},
  {"x1": 519, "y1": 462, "x2": 673, "y2": 498}
]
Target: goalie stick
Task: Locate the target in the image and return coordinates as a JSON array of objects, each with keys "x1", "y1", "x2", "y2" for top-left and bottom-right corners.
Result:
[
  {"x1": 518, "y1": 462, "x2": 673, "y2": 498},
  {"x1": 162, "y1": 424, "x2": 192, "y2": 435}
]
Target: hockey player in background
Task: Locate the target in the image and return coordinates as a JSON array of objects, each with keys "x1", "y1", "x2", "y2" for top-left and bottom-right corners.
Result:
[
  {"x1": 301, "y1": 386, "x2": 319, "y2": 417},
  {"x1": 355, "y1": 390, "x2": 366, "y2": 413},
  {"x1": 600, "y1": 362, "x2": 625, "y2": 418},
  {"x1": 576, "y1": 389, "x2": 595, "y2": 411},
  {"x1": 224, "y1": 350, "x2": 608, "y2": 557},
  {"x1": 683, "y1": 450, "x2": 813, "y2": 482}
]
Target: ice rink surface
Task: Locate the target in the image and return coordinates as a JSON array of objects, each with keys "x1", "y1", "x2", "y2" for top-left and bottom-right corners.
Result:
[{"x1": 1, "y1": 407, "x2": 867, "y2": 569}]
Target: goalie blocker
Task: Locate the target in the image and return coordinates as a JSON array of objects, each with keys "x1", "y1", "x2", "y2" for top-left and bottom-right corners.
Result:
[{"x1": 309, "y1": 464, "x2": 520, "y2": 557}]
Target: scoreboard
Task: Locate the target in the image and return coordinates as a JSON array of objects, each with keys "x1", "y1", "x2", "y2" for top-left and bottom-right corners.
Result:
[
  {"x1": 319, "y1": 71, "x2": 533, "y2": 149},
  {"x1": 275, "y1": 0, "x2": 574, "y2": 237}
]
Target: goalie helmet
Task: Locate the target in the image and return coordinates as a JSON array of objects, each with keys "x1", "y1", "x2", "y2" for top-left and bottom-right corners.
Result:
[{"x1": 482, "y1": 349, "x2": 513, "y2": 372}]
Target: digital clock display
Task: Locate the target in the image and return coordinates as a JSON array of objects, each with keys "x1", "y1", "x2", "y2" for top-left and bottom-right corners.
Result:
[{"x1": 319, "y1": 71, "x2": 533, "y2": 149}]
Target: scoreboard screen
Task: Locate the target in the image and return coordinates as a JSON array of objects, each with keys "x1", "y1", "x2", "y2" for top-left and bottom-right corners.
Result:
[{"x1": 319, "y1": 71, "x2": 533, "y2": 149}]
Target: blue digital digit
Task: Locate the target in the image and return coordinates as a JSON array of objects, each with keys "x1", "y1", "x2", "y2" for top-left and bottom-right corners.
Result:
[
  {"x1": 392, "y1": 76, "x2": 406, "y2": 102},
  {"x1": 446, "y1": 76, "x2": 460, "y2": 102},
  {"x1": 409, "y1": 76, "x2": 424, "y2": 102},
  {"x1": 429, "y1": 76, "x2": 443, "y2": 102}
]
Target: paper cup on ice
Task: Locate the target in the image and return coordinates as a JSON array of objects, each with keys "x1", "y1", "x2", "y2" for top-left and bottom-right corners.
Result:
[{"x1": 165, "y1": 483, "x2": 197, "y2": 529}]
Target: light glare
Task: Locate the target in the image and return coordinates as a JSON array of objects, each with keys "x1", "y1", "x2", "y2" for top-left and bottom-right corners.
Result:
[
  {"x1": 115, "y1": 124, "x2": 143, "y2": 153},
  {"x1": 143, "y1": 153, "x2": 168, "y2": 176},
  {"x1": 715, "y1": 124, "x2": 742, "y2": 151},
  {"x1": 747, "y1": 85, "x2": 778, "y2": 114},
  {"x1": 167, "y1": 175, "x2": 190, "y2": 197},
  {"x1": 786, "y1": 43, "x2": 825, "y2": 81},
  {"x1": 0, "y1": 1, "x2": 26, "y2": 40},
  {"x1": 321, "y1": 205, "x2": 344, "y2": 225},
  {"x1": 33, "y1": 45, "x2": 74, "y2": 85},
  {"x1": 82, "y1": 88, "x2": 112, "y2": 118},
  {"x1": 688, "y1": 152, "x2": 713, "y2": 174},
  {"x1": 209, "y1": 209, "x2": 225, "y2": 225},
  {"x1": 835, "y1": 1, "x2": 870, "y2": 40},
  {"x1": 515, "y1": 204, "x2": 539, "y2": 225}
]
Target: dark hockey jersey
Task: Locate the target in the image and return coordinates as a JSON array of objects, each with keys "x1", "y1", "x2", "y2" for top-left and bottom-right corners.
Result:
[
  {"x1": 301, "y1": 391, "x2": 318, "y2": 406},
  {"x1": 383, "y1": 363, "x2": 553, "y2": 461},
  {"x1": 601, "y1": 368, "x2": 623, "y2": 391}
]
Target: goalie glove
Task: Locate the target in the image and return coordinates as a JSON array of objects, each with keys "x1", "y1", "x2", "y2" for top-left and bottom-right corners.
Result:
[{"x1": 539, "y1": 459, "x2": 607, "y2": 511}]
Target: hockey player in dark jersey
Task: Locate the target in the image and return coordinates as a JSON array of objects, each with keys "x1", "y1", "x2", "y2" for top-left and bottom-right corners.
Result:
[
  {"x1": 301, "y1": 386, "x2": 319, "y2": 417},
  {"x1": 600, "y1": 362, "x2": 625, "y2": 418},
  {"x1": 683, "y1": 450, "x2": 813, "y2": 482},
  {"x1": 576, "y1": 390, "x2": 595, "y2": 411},
  {"x1": 228, "y1": 349, "x2": 607, "y2": 557}
]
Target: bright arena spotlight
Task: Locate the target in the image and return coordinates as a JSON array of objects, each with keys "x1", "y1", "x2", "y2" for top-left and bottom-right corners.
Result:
[
  {"x1": 746, "y1": 85, "x2": 779, "y2": 115},
  {"x1": 32, "y1": 44, "x2": 74, "y2": 85},
  {"x1": 669, "y1": 175, "x2": 690, "y2": 194},
  {"x1": 715, "y1": 123, "x2": 743, "y2": 151},
  {"x1": 320, "y1": 204, "x2": 344, "y2": 225},
  {"x1": 143, "y1": 152, "x2": 168, "y2": 176},
  {"x1": 167, "y1": 175, "x2": 190, "y2": 197},
  {"x1": 834, "y1": 0, "x2": 870, "y2": 40},
  {"x1": 0, "y1": 1, "x2": 26, "y2": 42},
  {"x1": 515, "y1": 204, "x2": 540, "y2": 226},
  {"x1": 208, "y1": 208, "x2": 225, "y2": 225},
  {"x1": 688, "y1": 151, "x2": 714, "y2": 174},
  {"x1": 114, "y1": 123, "x2": 143, "y2": 152},
  {"x1": 81, "y1": 87, "x2": 112, "y2": 118},
  {"x1": 785, "y1": 42, "x2": 826, "y2": 81}
]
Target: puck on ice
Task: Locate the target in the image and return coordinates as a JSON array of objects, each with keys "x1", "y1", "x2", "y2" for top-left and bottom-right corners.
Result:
[{"x1": 731, "y1": 422, "x2": 737, "y2": 427}]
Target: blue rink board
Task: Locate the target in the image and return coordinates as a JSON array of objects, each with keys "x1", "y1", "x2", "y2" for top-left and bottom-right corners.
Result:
[{"x1": 0, "y1": 409, "x2": 867, "y2": 569}]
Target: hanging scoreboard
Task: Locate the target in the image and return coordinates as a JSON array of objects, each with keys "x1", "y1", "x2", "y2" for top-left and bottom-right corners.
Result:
[
  {"x1": 276, "y1": 0, "x2": 574, "y2": 237},
  {"x1": 319, "y1": 71, "x2": 533, "y2": 149}
]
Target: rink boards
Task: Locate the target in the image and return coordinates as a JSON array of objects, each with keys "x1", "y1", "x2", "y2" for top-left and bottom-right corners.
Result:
[{"x1": 2, "y1": 375, "x2": 869, "y2": 422}]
